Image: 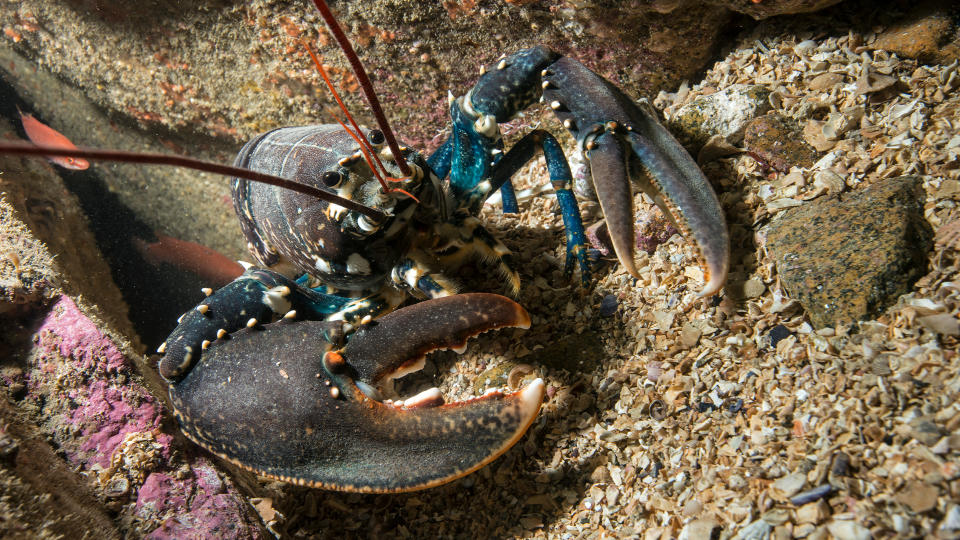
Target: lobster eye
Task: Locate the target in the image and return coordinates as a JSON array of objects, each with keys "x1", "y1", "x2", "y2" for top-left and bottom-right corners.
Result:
[
  {"x1": 321, "y1": 171, "x2": 344, "y2": 188},
  {"x1": 367, "y1": 129, "x2": 385, "y2": 145}
]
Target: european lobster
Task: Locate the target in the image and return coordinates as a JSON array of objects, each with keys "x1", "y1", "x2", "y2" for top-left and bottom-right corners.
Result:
[{"x1": 0, "y1": 0, "x2": 729, "y2": 492}]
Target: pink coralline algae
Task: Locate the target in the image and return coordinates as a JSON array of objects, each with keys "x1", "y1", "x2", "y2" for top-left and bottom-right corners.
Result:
[
  {"x1": 68, "y1": 379, "x2": 170, "y2": 468},
  {"x1": 34, "y1": 296, "x2": 164, "y2": 468},
  {"x1": 27, "y1": 295, "x2": 261, "y2": 538},
  {"x1": 141, "y1": 462, "x2": 261, "y2": 540},
  {"x1": 37, "y1": 295, "x2": 128, "y2": 373}
]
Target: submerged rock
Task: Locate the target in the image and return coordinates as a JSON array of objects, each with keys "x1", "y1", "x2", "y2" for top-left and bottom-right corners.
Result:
[
  {"x1": 671, "y1": 84, "x2": 772, "y2": 147},
  {"x1": 765, "y1": 176, "x2": 933, "y2": 328},
  {"x1": 744, "y1": 113, "x2": 820, "y2": 172}
]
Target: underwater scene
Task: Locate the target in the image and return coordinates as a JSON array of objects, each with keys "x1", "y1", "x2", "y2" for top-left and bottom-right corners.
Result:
[{"x1": 1, "y1": 0, "x2": 959, "y2": 537}]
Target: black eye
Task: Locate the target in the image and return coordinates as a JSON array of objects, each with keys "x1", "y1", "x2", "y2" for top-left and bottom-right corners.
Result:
[
  {"x1": 321, "y1": 171, "x2": 343, "y2": 188},
  {"x1": 367, "y1": 129, "x2": 385, "y2": 145}
]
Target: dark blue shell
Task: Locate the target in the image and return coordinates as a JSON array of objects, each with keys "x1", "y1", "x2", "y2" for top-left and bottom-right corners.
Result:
[{"x1": 232, "y1": 125, "x2": 433, "y2": 291}]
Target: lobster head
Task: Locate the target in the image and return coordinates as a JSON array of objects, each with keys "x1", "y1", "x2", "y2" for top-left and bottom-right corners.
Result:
[{"x1": 233, "y1": 124, "x2": 434, "y2": 291}]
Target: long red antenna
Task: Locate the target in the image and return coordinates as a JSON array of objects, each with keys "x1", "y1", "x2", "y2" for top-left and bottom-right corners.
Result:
[
  {"x1": 0, "y1": 141, "x2": 387, "y2": 221},
  {"x1": 311, "y1": 0, "x2": 412, "y2": 178},
  {"x1": 304, "y1": 42, "x2": 390, "y2": 192}
]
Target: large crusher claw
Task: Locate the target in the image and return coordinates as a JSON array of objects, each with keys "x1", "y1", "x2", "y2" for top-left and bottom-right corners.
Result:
[{"x1": 167, "y1": 293, "x2": 543, "y2": 493}]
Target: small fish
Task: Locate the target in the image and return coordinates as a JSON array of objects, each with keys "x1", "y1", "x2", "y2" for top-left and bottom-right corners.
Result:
[
  {"x1": 134, "y1": 234, "x2": 244, "y2": 287},
  {"x1": 18, "y1": 109, "x2": 90, "y2": 170}
]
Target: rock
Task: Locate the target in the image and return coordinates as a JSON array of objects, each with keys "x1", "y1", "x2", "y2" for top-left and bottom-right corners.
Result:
[
  {"x1": 896, "y1": 481, "x2": 939, "y2": 513},
  {"x1": 917, "y1": 313, "x2": 960, "y2": 336},
  {"x1": 764, "y1": 177, "x2": 933, "y2": 328},
  {"x1": 716, "y1": 0, "x2": 844, "y2": 19},
  {"x1": 871, "y1": 0, "x2": 960, "y2": 64},
  {"x1": 587, "y1": 221, "x2": 613, "y2": 257},
  {"x1": 770, "y1": 472, "x2": 807, "y2": 500},
  {"x1": 672, "y1": 84, "x2": 772, "y2": 147},
  {"x1": 744, "y1": 113, "x2": 820, "y2": 172},
  {"x1": 826, "y1": 519, "x2": 871, "y2": 540},
  {"x1": 0, "y1": 197, "x2": 58, "y2": 315},
  {"x1": 0, "y1": 0, "x2": 736, "y2": 152},
  {"x1": 679, "y1": 518, "x2": 718, "y2": 540},
  {"x1": 732, "y1": 518, "x2": 772, "y2": 540}
]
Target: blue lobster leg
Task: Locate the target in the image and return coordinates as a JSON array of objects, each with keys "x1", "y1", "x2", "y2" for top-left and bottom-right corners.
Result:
[
  {"x1": 498, "y1": 181, "x2": 519, "y2": 214},
  {"x1": 485, "y1": 130, "x2": 590, "y2": 284},
  {"x1": 158, "y1": 268, "x2": 352, "y2": 380},
  {"x1": 428, "y1": 133, "x2": 518, "y2": 214},
  {"x1": 446, "y1": 47, "x2": 561, "y2": 212},
  {"x1": 426, "y1": 137, "x2": 453, "y2": 179}
]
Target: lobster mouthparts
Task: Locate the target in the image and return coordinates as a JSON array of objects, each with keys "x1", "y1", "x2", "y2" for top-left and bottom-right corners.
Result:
[{"x1": 168, "y1": 293, "x2": 543, "y2": 493}]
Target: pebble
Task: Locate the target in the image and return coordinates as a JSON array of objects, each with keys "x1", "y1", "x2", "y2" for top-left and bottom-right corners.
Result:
[
  {"x1": 895, "y1": 481, "x2": 939, "y2": 513},
  {"x1": 744, "y1": 113, "x2": 820, "y2": 172},
  {"x1": 742, "y1": 278, "x2": 766, "y2": 298},
  {"x1": 731, "y1": 518, "x2": 772, "y2": 540},
  {"x1": 826, "y1": 519, "x2": 871, "y2": 540},
  {"x1": 941, "y1": 505, "x2": 960, "y2": 532},
  {"x1": 679, "y1": 517, "x2": 718, "y2": 540},
  {"x1": 771, "y1": 472, "x2": 806, "y2": 499},
  {"x1": 790, "y1": 484, "x2": 833, "y2": 506},
  {"x1": 680, "y1": 323, "x2": 702, "y2": 348},
  {"x1": 767, "y1": 324, "x2": 792, "y2": 347},
  {"x1": 917, "y1": 313, "x2": 960, "y2": 336},
  {"x1": 599, "y1": 294, "x2": 618, "y2": 317},
  {"x1": 796, "y1": 500, "x2": 830, "y2": 523},
  {"x1": 807, "y1": 72, "x2": 843, "y2": 91}
]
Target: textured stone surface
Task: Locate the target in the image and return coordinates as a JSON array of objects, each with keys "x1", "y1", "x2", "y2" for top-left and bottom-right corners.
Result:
[
  {"x1": 0, "y1": 0, "x2": 736, "y2": 153},
  {"x1": 671, "y1": 84, "x2": 772, "y2": 147},
  {"x1": 871, "y1": 0, "x2": 960, "y2": 64},
  {"x1": 744, "y1": 113, "x2": 820, "y2": 172},
  {"x1": 765, "y1": 177, "x2": 933, "y2": 328}
]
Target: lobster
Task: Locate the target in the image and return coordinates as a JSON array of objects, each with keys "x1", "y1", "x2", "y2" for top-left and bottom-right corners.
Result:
[{"x1": 0, "y1": 0, "x2": 728, "y2": 492}]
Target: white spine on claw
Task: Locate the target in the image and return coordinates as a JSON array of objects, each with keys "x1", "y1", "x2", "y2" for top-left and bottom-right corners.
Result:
[{"x1": 474, "y1": 115, "x2": 498, "y2": 138}]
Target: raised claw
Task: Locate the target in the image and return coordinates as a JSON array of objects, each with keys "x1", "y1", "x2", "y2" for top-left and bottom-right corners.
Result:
[
  {"x1": 167, "y1": 293, "x2": 544, "y2": 493},
  {"x1": 542, "y1": 57, "x2": 729, "y2": 296}
]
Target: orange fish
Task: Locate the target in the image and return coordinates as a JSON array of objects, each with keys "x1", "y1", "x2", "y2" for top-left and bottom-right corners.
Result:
[
  {"x1": 18, "y1": 109, "x2": 90, "y2": 170},
  {"x1": 134, "y1": 234, "x2": 244, "y2": 287}
]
